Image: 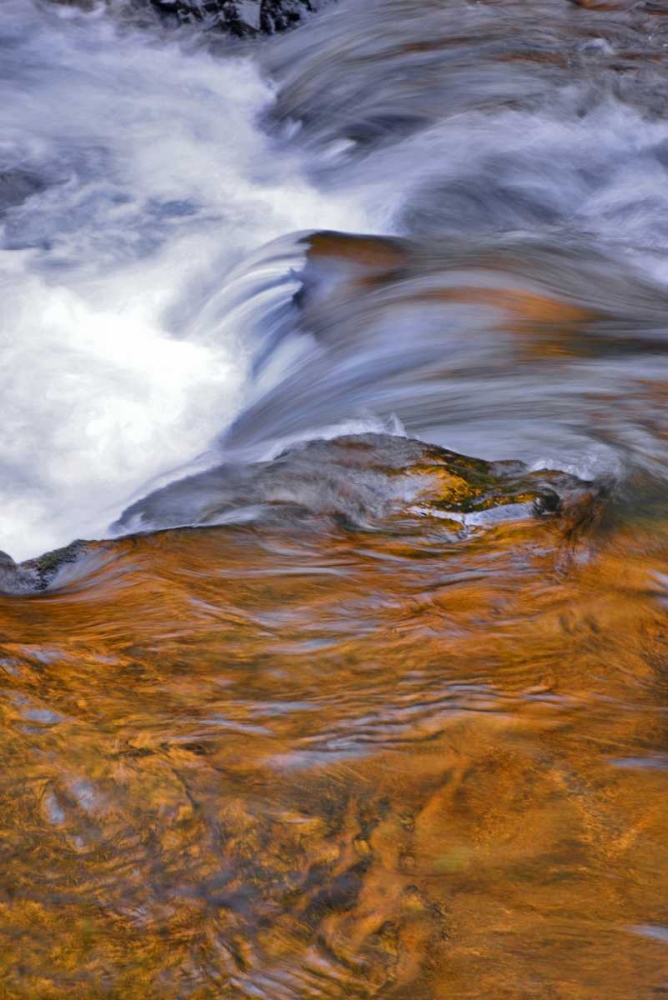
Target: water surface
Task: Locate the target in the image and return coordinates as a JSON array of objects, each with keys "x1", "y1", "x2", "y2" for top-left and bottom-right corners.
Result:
[{"x1": 3, "y1": 0, "x2": 668, "y2": 996}]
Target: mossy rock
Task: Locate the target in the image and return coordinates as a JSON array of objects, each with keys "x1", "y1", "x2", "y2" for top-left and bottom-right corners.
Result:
[{"x1": 13, "y1": 540, "x2": 88, "y2": 593}]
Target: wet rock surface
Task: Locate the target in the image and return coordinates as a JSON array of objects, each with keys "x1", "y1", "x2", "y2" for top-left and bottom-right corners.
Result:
[
  {"x1": 115, "y1": 433, "x2": 583, "y2": 536},
  {"x1": 0, "y1": 552, "x2": 41, "y2": 595},
  {"x1": 45, "y1": 0, "x2": 319, "y2": 36},
  {"x1": 0, "y1": 542, "x2": 87, "y2": 595},
  {"x1": 148, "y1": 0, "x2": 315, "y2": 36},
  {"x1": 0, "y1": 433, "x2": 592, "y2": 595}
]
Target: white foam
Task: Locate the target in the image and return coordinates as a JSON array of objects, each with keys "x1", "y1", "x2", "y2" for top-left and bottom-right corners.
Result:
[{"x1": 0, "y1": 2, "x2": 370, "y2": 560}]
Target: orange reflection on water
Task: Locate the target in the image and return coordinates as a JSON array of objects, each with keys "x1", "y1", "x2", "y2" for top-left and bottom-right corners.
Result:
[{"x1": 1, "y1": 502, "x2": 668, "y2": 998}]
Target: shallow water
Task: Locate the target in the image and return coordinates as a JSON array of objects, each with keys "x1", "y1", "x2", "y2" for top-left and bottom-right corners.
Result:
[{"x1": 3, "y1": 0, "x2": 668, "y2": 996}]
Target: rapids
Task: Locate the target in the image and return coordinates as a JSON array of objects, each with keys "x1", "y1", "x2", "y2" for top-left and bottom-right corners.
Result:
[{"x1": 3, "y1": 0, "x2": 668, "y2": 997}]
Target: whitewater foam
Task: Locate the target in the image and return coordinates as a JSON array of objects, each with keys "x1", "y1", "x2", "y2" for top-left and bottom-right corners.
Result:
[{"x1": 0, "y1": 1, "x2": 370, "y2": 559}]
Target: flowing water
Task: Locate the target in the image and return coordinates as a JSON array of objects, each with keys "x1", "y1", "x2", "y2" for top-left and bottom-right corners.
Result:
[{"x1": 3, "y1": 0, "x2": 668, "y2": 996}]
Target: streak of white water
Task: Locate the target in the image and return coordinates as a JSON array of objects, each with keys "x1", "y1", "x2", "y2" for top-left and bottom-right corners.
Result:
[{"x1": 0, "y1": 1, "x2": 375, "y2": 560}]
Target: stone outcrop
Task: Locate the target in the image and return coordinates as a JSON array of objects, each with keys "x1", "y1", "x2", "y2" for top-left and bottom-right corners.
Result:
[
  {"x1": 148, "y1": 0, "x2": 315, "y2": 36},
  {"x1": 46, "y1": 0, "x2": 319, "y2": 36}
]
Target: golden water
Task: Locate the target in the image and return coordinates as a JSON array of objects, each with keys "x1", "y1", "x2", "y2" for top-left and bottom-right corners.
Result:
[
  {"x1": 5, "y1": 0, "x2": 668, "y2": 995},
  {"x1": 3, "y1": 497, "x2": 668, "y2": 997}
]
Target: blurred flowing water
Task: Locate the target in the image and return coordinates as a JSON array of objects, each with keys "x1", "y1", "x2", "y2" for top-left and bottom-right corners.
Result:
[{"x1": 3, "y1": 0, "x2": 668, "y2": 996}]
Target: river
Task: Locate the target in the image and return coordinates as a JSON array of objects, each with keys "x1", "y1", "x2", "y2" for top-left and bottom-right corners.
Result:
[{"x1": 2, "y1": 0, "x2": 668, "y2": 996}]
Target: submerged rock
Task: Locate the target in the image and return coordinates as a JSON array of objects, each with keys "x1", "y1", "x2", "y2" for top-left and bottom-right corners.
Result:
[
  {"x1": 115, "y1": 433, "x2": 584, "y2": 535},
  {"x1": 0, "y1": 436, "x2": 595, "y2": 596}
]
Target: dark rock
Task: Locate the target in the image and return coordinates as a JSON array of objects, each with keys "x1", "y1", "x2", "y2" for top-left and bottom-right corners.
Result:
[
  {"x1": 147, "y1": 0, "x2": 314, "y2": 36},
  {"x1": 113, "y1": 432, "x2": 586, "y2": 536},
  {"x1": 45, "y1": 0, "x2": 318, "y2": 37}
]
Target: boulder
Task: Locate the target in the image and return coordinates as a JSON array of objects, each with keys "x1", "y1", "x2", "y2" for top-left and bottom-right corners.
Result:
[
  {"x1": 45, "y1": 0, "x2": 318, "y2": 36},
  {"x1": 147, "y1": 0, "x2": 314, "y2": 36}
]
